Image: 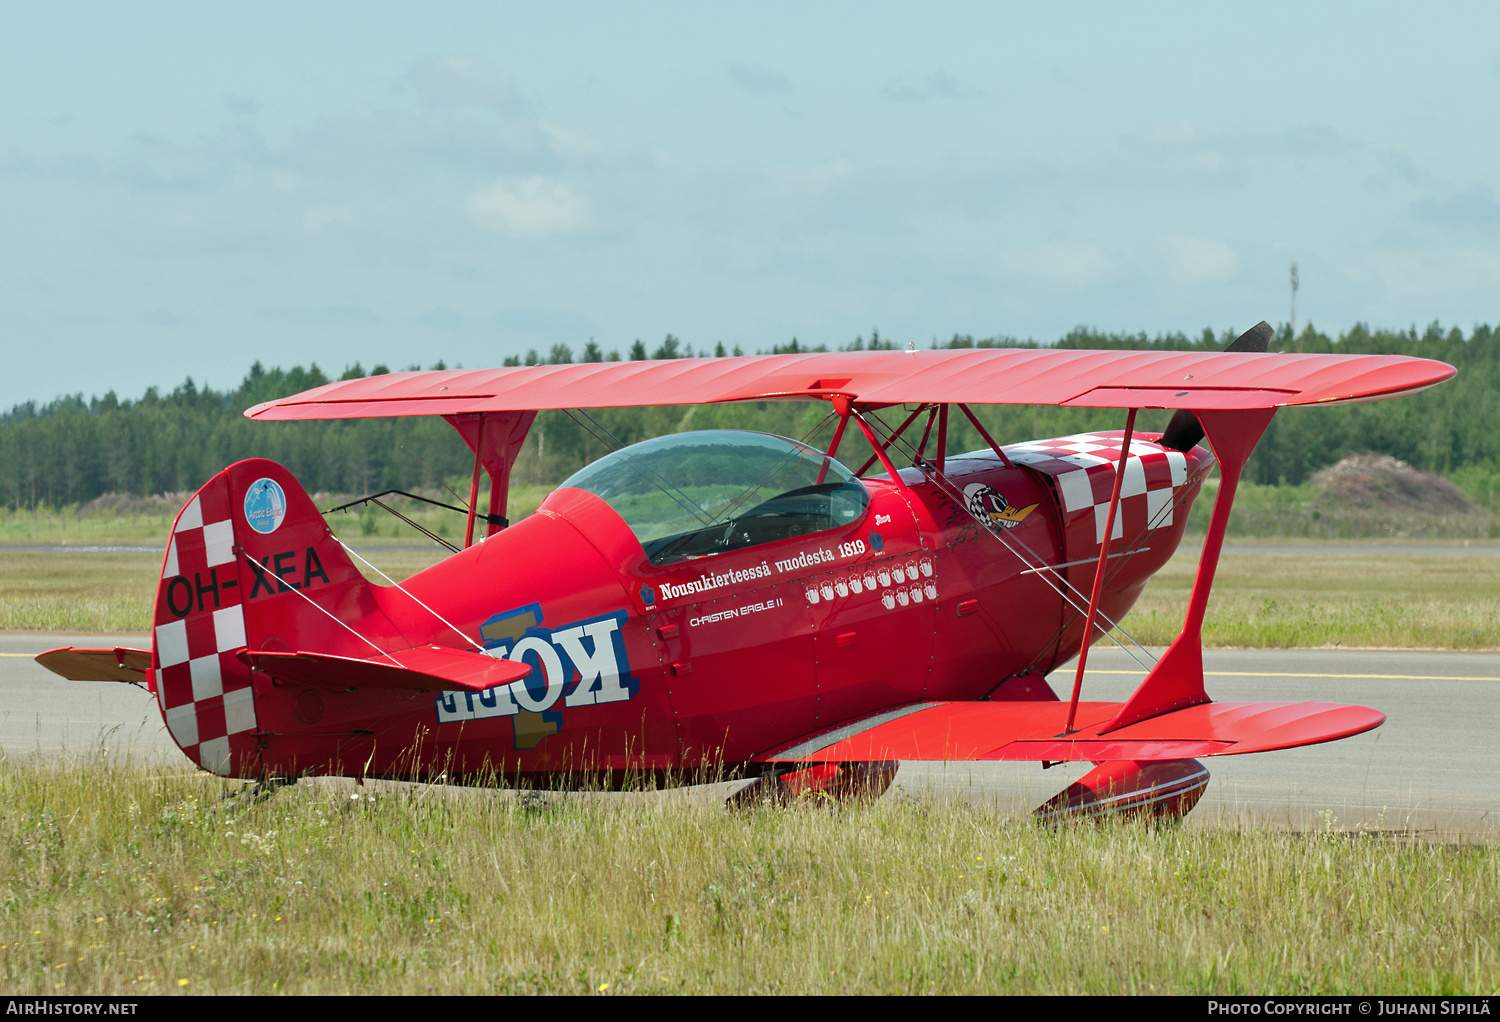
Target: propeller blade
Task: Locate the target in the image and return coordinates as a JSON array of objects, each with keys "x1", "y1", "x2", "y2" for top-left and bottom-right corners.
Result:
[{"x1": 1159, "y1": 321, "x2": 1273, "y2": 452}]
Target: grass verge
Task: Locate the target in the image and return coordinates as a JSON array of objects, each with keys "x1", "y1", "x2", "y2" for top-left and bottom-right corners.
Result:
[
  {"x1": 1116, "y1": 550, "x2": 1500, "y2": 648},
  {"x1": 0, "y1": 759, "x2": 1493, "y2": 995}
]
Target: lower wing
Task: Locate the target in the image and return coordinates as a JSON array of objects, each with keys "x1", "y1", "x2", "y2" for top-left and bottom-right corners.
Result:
[{"x1": 754, "y1": 699, "x2": 1383, "y2": 764}]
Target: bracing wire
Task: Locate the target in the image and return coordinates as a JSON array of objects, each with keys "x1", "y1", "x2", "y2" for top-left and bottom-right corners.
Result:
[
  {"x1": 861, "y1": 407, "x2": 1160, "y2": 672},
  {"x1": 236, "y1": 549, "x2": 404, "y2": 667},
  {"x1": 336, "y1": 538, "x2": 480, "y2": 648}
]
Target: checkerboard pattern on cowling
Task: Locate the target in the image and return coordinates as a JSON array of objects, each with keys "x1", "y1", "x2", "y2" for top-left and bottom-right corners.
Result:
[
  {"x1": 153, "y1": 474, "x2": 258, "y2": 777},
  {"x1": 1003, "y1": 432, "x2": 1199, "y2": 544}
]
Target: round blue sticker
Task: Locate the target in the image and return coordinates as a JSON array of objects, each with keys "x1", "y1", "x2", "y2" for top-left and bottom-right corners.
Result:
[{"x1": 244, "y1": 477, "x2": 288, "y2": 535}]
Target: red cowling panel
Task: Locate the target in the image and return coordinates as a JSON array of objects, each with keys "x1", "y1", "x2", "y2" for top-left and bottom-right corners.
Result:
[
  {"x1": 757, "y1": 699, "x2": 1384, "y2": 763},
  {"x1": 241, "y1": 646, "x2": 531, "y2": 693},
  {"x1": 244, "y1": 349, "x2": 1455, "y2": 420}
]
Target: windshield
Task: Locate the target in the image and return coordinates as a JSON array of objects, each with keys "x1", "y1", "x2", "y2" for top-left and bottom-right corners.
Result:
[{"x1": 560, "y1": 430, "x2": 869, "y2": 565}]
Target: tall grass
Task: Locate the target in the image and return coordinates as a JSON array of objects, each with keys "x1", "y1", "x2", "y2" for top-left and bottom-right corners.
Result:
[{"x1": 0, "y1": 759, "x2": 1493, "y2": 995}]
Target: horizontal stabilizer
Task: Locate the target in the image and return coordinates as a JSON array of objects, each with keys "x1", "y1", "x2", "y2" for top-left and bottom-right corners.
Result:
[
  {"x1": 240, "y1": 645, "x2": 531, "y2": 693},
  {"x1": 756, "y1": 699, "x2": 1384, "y2": 764},
  {"x1": 35, "y1": 647, "x2": 150, "y2": 684}
]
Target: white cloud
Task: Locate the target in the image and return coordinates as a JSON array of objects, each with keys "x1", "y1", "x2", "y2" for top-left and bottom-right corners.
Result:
[
  {"x1": 1185, "y1": 151, "x2": 1231, "y2": 175},
  {"x1": 409, "y1": 56, "x2": 519, "y2": 111},
  {"x1": 1411, "y1": 185, "x2": 1500, "y2": 232},
  {"x1": 751, "y1": 161, "x2": 853, "y2": 206},
  {"x1": 222, "y1": 93, "x2": 262, "y2": 117},
  {"x1": 881, "y1": 71, "x2": 981, "y2": 103},
  {"x1": 467, "y1": 177, "x2": 589, "y2": 238},
  {"x1": 1002, "y1": 243, "x2": 1117, "y2": 289},
  {"x1": 302, "y1": 205, "x2": 354, "y2": 236},
  {"x1": 1160, "y1": 234, "x2": 1240, "y2": 284},
  {"x1": 266, "y1": 170, "x2": 306, "y2": 195},
  {"x1": 727, "y1": 64, "x2": 792, "y2": 95},
  {"x1": 1127, "y1": 120, "x2": 1202, "y2": 147},
  {"x1": 1369, "y1": 246, "x2": 1500, "y2": 305},
  {"x1": 541, "y1": 122, "x2": 630, "y2": 163}
]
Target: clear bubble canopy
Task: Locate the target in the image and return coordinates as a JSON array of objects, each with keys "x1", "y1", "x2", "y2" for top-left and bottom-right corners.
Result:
[{"x1": 560, "y1": 430, "x2": 869, "y2": 565}]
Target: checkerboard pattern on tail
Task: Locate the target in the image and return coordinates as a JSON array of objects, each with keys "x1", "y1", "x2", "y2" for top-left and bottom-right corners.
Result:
[{"x1": 153, "y1": 475, "x2": 258, "y2": 776}]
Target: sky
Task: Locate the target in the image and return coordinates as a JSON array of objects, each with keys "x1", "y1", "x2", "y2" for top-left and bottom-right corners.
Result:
[{"x1": 3, "y1": 3, "x2": 1499, "y2": 408}]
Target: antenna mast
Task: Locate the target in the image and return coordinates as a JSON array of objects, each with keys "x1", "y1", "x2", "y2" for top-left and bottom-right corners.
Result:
[{"x1": 1289, "y1": 261, "x2": 1299, "y2": 339}]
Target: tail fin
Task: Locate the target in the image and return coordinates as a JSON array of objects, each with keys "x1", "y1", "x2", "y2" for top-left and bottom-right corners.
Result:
[{"x1": 151, "y1": 458, "x2": 384, "y2": 776}]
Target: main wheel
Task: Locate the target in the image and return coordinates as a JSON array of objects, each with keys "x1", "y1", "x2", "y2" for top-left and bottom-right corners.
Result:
[
  {"x1": 726, "y1": 761, "x2": 899, "y2": 807},
  {"x1": 1034, "y1": 759, "x2": 1209, "y2": 824}
]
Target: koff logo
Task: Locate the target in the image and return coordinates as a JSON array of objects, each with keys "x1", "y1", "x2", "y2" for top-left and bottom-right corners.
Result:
[{"x1": 435, "y1": 605, "x2": 639, "y2": 727}]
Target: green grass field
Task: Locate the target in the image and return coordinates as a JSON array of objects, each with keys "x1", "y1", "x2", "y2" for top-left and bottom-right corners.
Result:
[
  {"x1": 0, "y1": 760, "x2": 1493, "y2": 996},
  {"x1": 1115, "y1": 547, "x2": 1500, "y2": 649}
]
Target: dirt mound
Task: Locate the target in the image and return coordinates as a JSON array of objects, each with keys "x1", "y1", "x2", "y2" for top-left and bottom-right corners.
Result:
[{"x1": 1312, "y1": 455, "x2": 1473, "y2": 513}]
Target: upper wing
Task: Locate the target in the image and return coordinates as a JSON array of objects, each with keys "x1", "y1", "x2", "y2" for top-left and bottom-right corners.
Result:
[
  {"x1": 245, "y1": 348, "x2": 1455, "y2": 420},
  {"x1": 754, "y1": 698, "x2": 1384, "y2": 764}
]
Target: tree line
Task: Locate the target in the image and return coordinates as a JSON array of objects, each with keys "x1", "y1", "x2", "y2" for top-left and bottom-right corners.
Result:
[{"x1": 2, "y1": 321, "x2": 1495, "y2": 509}]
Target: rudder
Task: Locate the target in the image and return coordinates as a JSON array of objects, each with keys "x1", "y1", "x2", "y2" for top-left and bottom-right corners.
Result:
[{"x1": 151, "y1": 459, "x2": 381, "y2": 777}]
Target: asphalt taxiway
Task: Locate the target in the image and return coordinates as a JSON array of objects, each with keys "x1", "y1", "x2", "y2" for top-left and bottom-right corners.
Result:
[{"x1": 2, "y1": 634, "x2": 1494, "y2": 834}]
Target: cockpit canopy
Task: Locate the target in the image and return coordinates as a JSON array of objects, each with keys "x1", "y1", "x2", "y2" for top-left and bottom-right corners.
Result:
[{"x1": 560, "y1": 430, "x2": 869, "y2": 566}]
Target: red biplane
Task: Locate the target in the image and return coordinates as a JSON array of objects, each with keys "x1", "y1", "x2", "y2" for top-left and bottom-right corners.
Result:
[{"x1": 37, "y1": 324, "x2": 1456, "y2": 820}]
